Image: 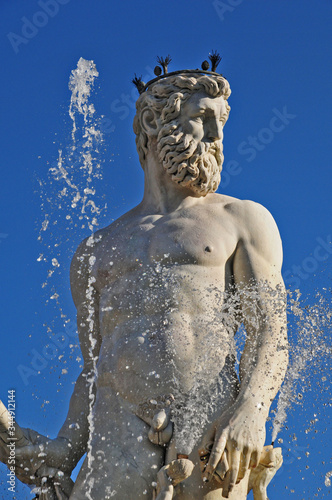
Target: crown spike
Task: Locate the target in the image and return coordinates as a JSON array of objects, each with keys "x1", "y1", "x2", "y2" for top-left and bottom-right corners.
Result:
[
  {"x1": 132, "y1": 74, "x2": 145, "y2": 94},
  {"x1": 132, "y1": 52, "x2": 226, "y2": 94},
  {"x1": 157, "y1": 55, "x2": 172, "y2": 74},
  {"x1": 209, "y1": 50, "x2": 222, "y2": 72}
]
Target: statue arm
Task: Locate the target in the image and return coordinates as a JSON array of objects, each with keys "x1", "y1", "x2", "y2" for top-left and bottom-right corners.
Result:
[
  {"x1": 233, "y1": 201, "x2": 288, "y2": 413},
  {"x1": 56, "y1": 237, "x2": 102, "y2": 465},
  {"x1": 200, "y1": 201, "x2": 288, "y2": 495}
]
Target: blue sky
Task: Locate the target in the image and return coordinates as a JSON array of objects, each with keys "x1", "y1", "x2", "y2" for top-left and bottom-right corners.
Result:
[{"x1": 0, "y1": 0, "x2": 331, "y2": 498}]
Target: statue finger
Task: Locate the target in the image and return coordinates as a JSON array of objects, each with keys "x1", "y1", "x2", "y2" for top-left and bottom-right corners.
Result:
[
  {"x1": 214, "y1": 452, "x2": 229, "y2": 483},
  {"x1": 249, "y1": 449, "x2": 261, "y2": 469},
  {"x1": 238, "y1": 446, "x2": 251, "y2": 482},
  {"x1": 223, "y1": 449, "x2": 240, "y2": 496},
  {"x1": 199, "y1": 419, "x2": 218, "y2": 456},
  {"x1": 202, "y1": 432, "x2": 227, "y2": 482}
]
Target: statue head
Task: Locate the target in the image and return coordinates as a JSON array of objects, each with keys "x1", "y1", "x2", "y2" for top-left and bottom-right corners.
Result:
[{"x1": 133, "y1": 73, "x2": 231, "y2": 195}]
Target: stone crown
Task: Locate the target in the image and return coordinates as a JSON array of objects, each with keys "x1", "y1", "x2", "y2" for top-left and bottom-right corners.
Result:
[{"x1": 133, "y1": 51, "x2": 224, "y2": 94}]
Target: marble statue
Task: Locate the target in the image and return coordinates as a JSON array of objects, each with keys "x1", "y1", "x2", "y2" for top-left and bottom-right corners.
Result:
[{"x1": 0, "y1": 54, "x2": 288, "y2": 499}]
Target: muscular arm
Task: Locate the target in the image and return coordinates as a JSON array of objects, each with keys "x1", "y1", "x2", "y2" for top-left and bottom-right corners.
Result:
[
  {"x1": 233, "y1": 200, "x2": 288, "y2": 416},
  {"x1": 201, "y1": 201, "x2": 288, "y2": 494},
  {"x1": 56, "y1": 237, "x2": 102, "y2": 467}
]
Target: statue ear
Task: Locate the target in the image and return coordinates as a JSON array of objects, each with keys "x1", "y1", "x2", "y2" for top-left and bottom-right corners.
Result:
[{"x1": 141, "y1": 108, "x2": 159, "y2": 137}]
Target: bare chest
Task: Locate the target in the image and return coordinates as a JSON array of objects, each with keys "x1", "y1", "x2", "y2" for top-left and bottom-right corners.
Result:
[{"x1": 92, "y1": 208, "x2": 238, "y2": 291}]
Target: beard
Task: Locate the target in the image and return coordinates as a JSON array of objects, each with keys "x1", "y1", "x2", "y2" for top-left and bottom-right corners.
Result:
[{"x1": 157, "y1": 124, "x2": 224, "y2": 195}]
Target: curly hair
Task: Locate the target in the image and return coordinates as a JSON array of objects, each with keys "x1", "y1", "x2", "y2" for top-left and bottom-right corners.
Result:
[{"x1": 133, "y1": 73, "x2": 231, "y2": 167}]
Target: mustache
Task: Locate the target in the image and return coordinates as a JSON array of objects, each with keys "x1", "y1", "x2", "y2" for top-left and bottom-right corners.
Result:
[
  {"x1": 158, "y1": 130, "x2": 223, "y2": 173},
  {"x1": 191, "y1": 141, "x2": 223, "y2": 166}
]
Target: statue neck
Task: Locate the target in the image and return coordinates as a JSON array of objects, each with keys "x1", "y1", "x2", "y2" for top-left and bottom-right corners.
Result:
[{"x1": 141, "y1": 147, "x2": 204, "y2": 214}]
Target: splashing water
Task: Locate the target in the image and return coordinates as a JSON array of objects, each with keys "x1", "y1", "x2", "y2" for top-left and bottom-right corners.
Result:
[
  {"x1": 169, "y1": 281, "x2": 287, "y2": 456},
  {"x1": 325, "y1": 471, "x2": 332, "y2": 487},
  {"x1": 163, "y1": 279, "x2": 331, "y2": 458},
  {"x1": 271, "y1": 288, "x2": 332, "y2": 442},
  {"x1": 66, "y1": 58, "x2": 103, "y2": 500},
  {"x1": 68, "y1": 57, "x2": 100, "y2": 143},
  {"x1": 38, "y1": 57, "x2": 104, "y2": 288},
  {"x1": 36, "y1": 58, "x2": 105, "y2": 498}
]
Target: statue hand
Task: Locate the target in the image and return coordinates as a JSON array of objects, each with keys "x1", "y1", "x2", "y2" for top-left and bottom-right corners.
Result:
[
  {"x1": 0, "y1": 428, "x2": 75, "y2": 485},
  {"x1": 198, "y1": 404, "x2": 266, "y2": 497}
]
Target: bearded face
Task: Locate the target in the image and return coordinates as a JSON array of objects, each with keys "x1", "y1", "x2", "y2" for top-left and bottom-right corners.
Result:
[{"x1": 157, "y1": 124, "x2": 224, "y2": 196}]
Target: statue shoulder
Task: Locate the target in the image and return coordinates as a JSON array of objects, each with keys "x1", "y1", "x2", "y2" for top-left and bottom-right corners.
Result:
[
  {"x1": 223, "y1": 198, "x2": 277, "y2": 228},
  {"x1": 225, "y1": 199, "x2": 283, "y2": 267}
]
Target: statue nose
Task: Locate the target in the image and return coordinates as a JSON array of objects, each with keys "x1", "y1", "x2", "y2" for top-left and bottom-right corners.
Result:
[{"x1": 205, "y1": 120, "x2": 223, "y2": 142}]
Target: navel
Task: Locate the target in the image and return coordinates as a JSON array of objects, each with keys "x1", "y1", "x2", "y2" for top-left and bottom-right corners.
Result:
[{"x1": 204, "y1": 246, "x2": 212, "y2": 253}]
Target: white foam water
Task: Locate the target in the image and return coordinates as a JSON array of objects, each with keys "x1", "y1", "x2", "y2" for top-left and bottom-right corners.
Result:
[
  {"x1": 68, "y1": 57, "x2": 100, "y2": 143},
  {"x1": 36, "y1": 58, "x2": 104, "y2": 498},
  {"x1": 66, "y1": 58, "x2": 103, "y2": 500},
  {"x1": 271, "y1": 288, "x2": 331, "y2": 442},
  {"x1": 38, "y1": 57, "x2": 104, "y2": 288},
  {"x1": 168, "y1": 281, "x2": 331, "y2": 459}
]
